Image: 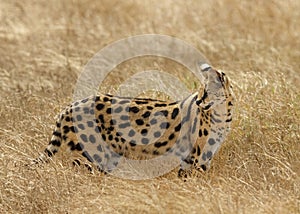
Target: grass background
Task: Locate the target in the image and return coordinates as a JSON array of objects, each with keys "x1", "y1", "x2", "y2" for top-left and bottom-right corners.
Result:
[{"x1": 0, "y1": 0, "x2": 299, "y2": 213}]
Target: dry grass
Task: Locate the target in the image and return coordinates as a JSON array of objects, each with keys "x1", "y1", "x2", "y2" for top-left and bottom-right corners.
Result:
[{"x1": 0, "y1": 0, "x2": 299, "y2": 213}]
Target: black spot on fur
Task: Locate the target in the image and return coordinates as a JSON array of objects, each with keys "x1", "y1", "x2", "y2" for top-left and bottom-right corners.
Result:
[
  {"x1": 203, "y1": 103, "x2": 212, "y2": 111},
  {"x1": 80, "y1": 134, "x2": 88, "y2": 142},
  {"x1": 78, "y1": 124, "x2": 85, "y2": 130},
  {"x1": 74, "y1": 107, "x2": 80, "y2": 112},
  {"x1": 160, "y1": 122, "x2": 170, "y2": 129},
  {"x1": 207, "y1": 151, "x2": 212, "y2": 159},
  {"x1": 90, "y1": 108, "x2": 96, "y2": 115},
  {"x1": 129, "y1": 106, "x2": 139, "y2": 113},
  {"x1": 116, "y1": 132, "x2": 123, "y2": 136},
  {"x1": 83, "y1": 107, "x2": 90, "y2": 114},
  {"x1": 81, "y1": 98, "x2": 89, "y2": 103},
  {"x1": 146, "y1": 106, "x2": 153, "y2": 110},
  {"x1": 63, "y1": 126, "x2": 70, "y2": 134},
  {"x1": 197, "y1": 145, "x2": 201, "y2": 156},
  {"x1": 97, "y1": 145, "x2": 103, "y2": 152},
  {"x1": 155, "y1": 110, "x2": 168, "y2": 117},
  {"x1": 68, "y1": 141, "x2": 84, "y2": 151},
  {"x1": 171, "y1": 108, "x2": 179, "y2": 119},
  {"x1": 76, "y1": 115, "x2": 82, "y2": 121},
  {"x1": 129, "y1": 140, "x2": 136, "y2": 147},
  {"x1": 141, "y1": 138, "x2": 149, "y2": 145},
  {"x1": 166, "y1": 147, "x2": 172, "y2": 152},
  {"x1": 198, "y1": 129, "x2": 202, "y2": 137},
  {"x1": 76, "y1": 143, "x2": 84, "y2": 151},
  {"x1": 192, "y1": 147, "x2": 197, "y2": 154},
  {"x1": 141, "y1": 129, "x2": 148, "y2": 136},
  {"x1": 175, "y1": 123, "x2": 181, "y2": 132},
  {"x1": 103, "y1": 97, "x2": 110, "y2": 102},
  {"x1": 68, "y1": 141, "x2": 75, "y2": 150},
  {"x1": 114, "y1": 106, "x2": 123, "y2": 113},
  {"x1": 208, "y1": 138, "x2": 216, "y2": 145},
  {"x1": 44, "y1": 149, "x2": 54, "y2": 157},
  {"x1": 168, "y1": 133, "x2": 175, "y2": 140},
  {"x1": 98, "y1": 114, "x2": 104, "y2": 123},
  {"x1": 118, "y1": 122, "x2": 131, "y2": 129},
  {"x1": 154, "y1": 141, "x2": 168, "y2": 148},
  {"x1": 168, "y1": 102, "x2": 177, "y2": 105},
  {"x1": 153, "y1": 150, "x2": 160, "y2": 155},
  {"x1": 82, "y1": 151, "x2": 93, "y2": 162},
  {"x1": 51, "y1": 140, "x2": 61, "y2": 147},
  {"x1": 142, "y1": 111, "x2": 151, "y2": 118},
  {"x1": 154, "y1": 131, "x2": 161, "y2": 138},
  {"x1": 154, "y1": 103, "x2": 167, "y2": 107},
  {"x1": 95, "y1": 97, "x2": 100, "y2": 102},
  {"x1": 89, "y1": 135, "x2": 96, "y2": 143},
  {"x1": 119, "y1": 100, "x2": 130, "y2": 104},
  {"x1": 96, "y1": 103, "x2": 104, "y2": 111},
  {"x1": 120, "y1": 115, "x2": 129, "y2": 120},
  {"x1": 53, "y1": 131, "x2": 61, "y2": 138},
  {"x1": 135, "y1": 100, "x2": 148, "y2": 105},
  {"x1": 106, "y1": 108, "x2": 112, "y2": 114},
  {"x1": 135, "y1": 119, "x2": 144, "y2": 126},
  {"x1": 226, "y1": 118, "x2": 232, "y2": 122},
  {"x1": 95, "y1": 126, "x2": 101, "y2": 133},
  {"x1": 93, "y1": 154, "x2": 102, "y2": 163},
  {"x1": 200, "y1": 164, "x2": 207, "y2": 171},
  {"x1": 128, "y1": 129, "x2": 135, "y2": 137},
  {"x1": 110, "y1": 119, "x2": 116, "y2": 126},
  {"x1": 87, "y1": 121, "x2": 94, "y2": 127},
  {"x1": 111, "y1": 98, "x2": 117, "y2": 104},
  {"x1": 150, "y1": 118, "x2": 157, "y2": 125}
]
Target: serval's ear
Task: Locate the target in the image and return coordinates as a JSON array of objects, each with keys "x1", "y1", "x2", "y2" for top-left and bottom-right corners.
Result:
[
  {"x1": 196, "y1": 62, "x2": 212, "y2": 82},
  {"x1": 199, "y1": 63, "x2": 211, "y2": 72}
]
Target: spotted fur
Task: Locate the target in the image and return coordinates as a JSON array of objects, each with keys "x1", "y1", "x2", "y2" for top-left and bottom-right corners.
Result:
[{"x1": 33, "y1": 63, "x2": 234, "y2": 179}]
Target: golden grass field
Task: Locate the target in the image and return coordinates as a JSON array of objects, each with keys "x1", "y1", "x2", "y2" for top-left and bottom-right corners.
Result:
[{"x1": 0, "y1": 0, "x2": 299, "y2": 213}]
